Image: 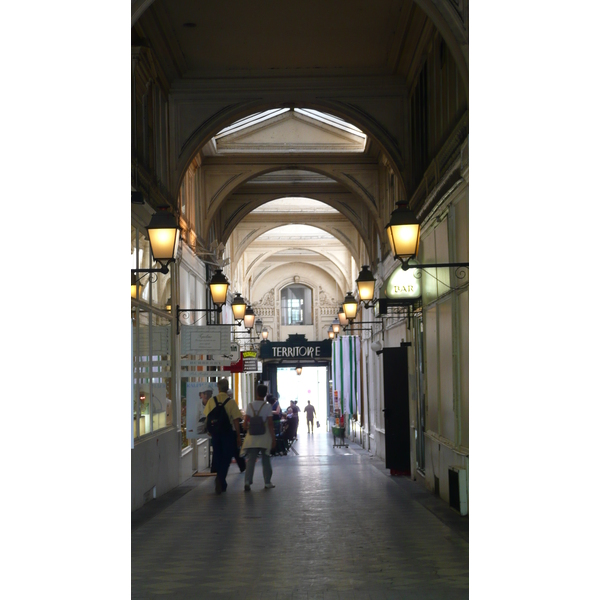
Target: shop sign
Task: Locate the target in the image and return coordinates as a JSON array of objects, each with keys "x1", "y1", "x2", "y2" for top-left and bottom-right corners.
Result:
[
  {"x1": 180, "y1": 325, "x2": 231, "y2": 354},
  {"x1": 384, "y1": 264, "x2": 421, "y2": 300},
  {"x1": 259, "y1": 334, "x2": 332, "y2": 360},
  {"x1": 185, "y1": 382, "x2": 218, "y2": 439},
  {"x1": 242, "y1": 351, "x2": 258, "y2": 372},
  {"x1": 224, "y1": 355, "x2": 244, "y2": 373}
]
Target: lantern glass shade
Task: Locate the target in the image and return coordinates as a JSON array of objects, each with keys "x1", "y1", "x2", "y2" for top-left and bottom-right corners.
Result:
[
  {"x1": 244, "y1": 306, "x2": 255, "y2": 329},
  {"x1": 328, "y1": 327, "x2": 335, "y2": 340},
  {"x1": 209, "y1": 269, "x2": 229, "y2": 306},
  {"x1": 231, "y1": 293, "x2": 247, "y2": 321},
  {"x1": 254, "y1": 318, "x2": 263, "y2": 333},
  {"x1": 343, "y1": 292, "x2": 358, "y2": 321},
  {"x1": 165, "y1": 297, "x2": 172, "y2": 312},
  {"x1": 332, "y1": 320, "x2": 340, "y2": 334},
  {"x1": 296, "y1": 364, "x2": 302, "y2": 375},
  {"x1": 131, "y1": 273, "x2": 138, "y2": 299},
  {"x1": 338, "y1": 307, "x2": 349, "y2": 326},
  {"x1": 385, "y1": 202, "x2": 420, "y2": 260},
  {"x1": 262, "y1": 328, "x2": 269, "y2": 340},
  {"x1": 146, "y1": 211, "x2": 180, "y2": 263},
  {"x1": 356, "y1": 265, "x2": 376, "y2": 302}
]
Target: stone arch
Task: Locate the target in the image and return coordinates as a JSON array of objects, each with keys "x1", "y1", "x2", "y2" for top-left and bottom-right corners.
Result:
[
  {"x1": 206, "y1": 165, "x2": 382, "y2": 267},
  {"x1": 231, "y1": 215, "x2": 362, "y2": 268},
  {"x1": 173, "y1": 100, "x2": 408, "y2": 209},
  {"x1": 209, "y1": 165, "x2": 379, "y2": 230},
  {"x1": 241, "y1": 247, "x2": 351, "y2": 297}
]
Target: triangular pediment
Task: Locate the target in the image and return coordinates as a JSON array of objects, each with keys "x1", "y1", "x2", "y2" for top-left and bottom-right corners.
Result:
[{"x1": 212, "y1": 110, "x2": 366, "y2": 154}]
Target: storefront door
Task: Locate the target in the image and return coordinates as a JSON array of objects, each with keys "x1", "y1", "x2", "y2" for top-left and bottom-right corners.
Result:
[{"x1": 382, "y1": 345, "x2": 411, "y2": 474}]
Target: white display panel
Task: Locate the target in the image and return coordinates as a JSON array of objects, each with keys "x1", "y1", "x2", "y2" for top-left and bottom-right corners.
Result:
[{"x1": 185, "y1": 382, "x2": 218, "y2": 440}]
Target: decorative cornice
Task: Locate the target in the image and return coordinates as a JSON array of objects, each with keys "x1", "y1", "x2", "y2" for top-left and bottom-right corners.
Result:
[
  {"x1": 342, "y1": 173, "x2": 376, "y2": 207},
  {"x1": 223, "y1": 202, "x2": 251, "y2": 233},
  {"x1": 409, "y1": 111, "x2": 468, "y2": 217},
  {"x1": 245, "y1": 253, "x2": 266, "y2": 276},
  {"x1": 209, "y1": 173, "x2": 244, "y2": 209},
  {"x1": 254, "y1": 288, "x2": 275, "y2": 308},
  {"x1": 178, "y1": 102, "x2": 249, "y2": 158}
]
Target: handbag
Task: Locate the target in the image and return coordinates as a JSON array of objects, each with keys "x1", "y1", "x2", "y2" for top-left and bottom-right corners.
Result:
[{"x1": 316, "y1": 421, "x2": 320, "y2": 428}]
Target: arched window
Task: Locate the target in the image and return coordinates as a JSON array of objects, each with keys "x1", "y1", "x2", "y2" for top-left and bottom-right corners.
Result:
[{"x1": 281, "y1": 284, "x2": 313, "y2": 326}]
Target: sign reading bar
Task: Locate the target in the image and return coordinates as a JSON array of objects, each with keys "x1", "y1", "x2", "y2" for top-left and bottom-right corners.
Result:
[
  {"x1": 384, "y1": 263, "x2": 422, "y2": 300},
  {"x1": 259, "y1": 334, "x2": 332, "y2": 360}
]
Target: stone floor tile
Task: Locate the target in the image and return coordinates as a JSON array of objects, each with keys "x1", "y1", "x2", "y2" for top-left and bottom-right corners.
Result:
[{"x1": 132, "y1": 430, "x2": 468, "y2": 598}]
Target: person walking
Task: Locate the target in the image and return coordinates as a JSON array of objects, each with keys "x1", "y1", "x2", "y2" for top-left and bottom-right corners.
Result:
[
  {"x1": 304, "y1": 400, "x2": 316, "y2": 433},
  {"x1": 203, "y1": 379, "x2": 242, "y2": 494},
  {"x1": 241, "y1": 383, "x2": 276, "y2": 491},
  {"x1": 228, "y1": 388, "x2": 246, "y2": 473},
  {"x1": 198, "y1": 387, "x2": 218, "y2": 475}
]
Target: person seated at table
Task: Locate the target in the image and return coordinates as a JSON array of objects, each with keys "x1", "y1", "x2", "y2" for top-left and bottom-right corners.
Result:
[
  {"x1": 286, "y1": 404, "x2": 299, "y2": 439},
  {"x1": 267, "y1": 393, "x2": 282, "y2": 435}
]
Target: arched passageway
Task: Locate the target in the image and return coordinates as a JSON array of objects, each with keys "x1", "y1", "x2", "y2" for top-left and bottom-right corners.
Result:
[{"x1": 130, "y1": 1, "x2": 470, "y2": 568}]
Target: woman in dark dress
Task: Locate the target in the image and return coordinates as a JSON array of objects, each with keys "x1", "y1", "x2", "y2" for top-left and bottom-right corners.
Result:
[{"x1": 267, "y1": 393, "x2": 282, "y2": 435}]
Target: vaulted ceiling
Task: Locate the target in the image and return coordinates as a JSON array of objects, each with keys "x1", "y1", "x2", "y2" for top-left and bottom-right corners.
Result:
[
  {"x1": 132, "y1": 0, "x2": 468, "y2": 85},
  {"x1": 132, "y1": 0, "x2": 468, "y2": 307}
]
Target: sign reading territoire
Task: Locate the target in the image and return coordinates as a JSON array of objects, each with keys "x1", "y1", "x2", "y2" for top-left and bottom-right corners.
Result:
[
  {"x1": 272, "y1": 346, "x2": 322, "y2": 358},
  {"x1": 259, "y1": 334, "x2": 332, "y2": 360}
]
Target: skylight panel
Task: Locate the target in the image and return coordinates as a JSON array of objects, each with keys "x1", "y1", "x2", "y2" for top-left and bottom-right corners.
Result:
[
  {"x1": 209, "y1": 108, "x2": 367, "y2": 154},
  {"x1": 295, "y1": 108, "x2": 366, "y2": 137},
  {"x1": 215, "y1": 108, "x2": 290, "y2": 138}
]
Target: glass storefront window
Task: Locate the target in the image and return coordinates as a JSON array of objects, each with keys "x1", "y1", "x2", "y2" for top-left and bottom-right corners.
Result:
[
  {"x1": 132, "y1": 306, "x2": 150, "y2": 437},
  {"x1": 281, "y1": 284, "x2": 313, "y2": 325},
  {"x1": 131, "y1": 221, "x2": 174, "y2": 441},
  {"x1": 151, "y1": 313, "x2": 173, "y2": 430},
  {"x1": 131, "y1": 308, "x2": 173, "y2": 437}
]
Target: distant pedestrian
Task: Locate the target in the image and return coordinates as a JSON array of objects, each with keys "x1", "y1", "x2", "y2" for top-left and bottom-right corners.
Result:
[
  {"x1": 228, "y1": 388, "x2": 246, "y2": 473},
  {"x1": 288, "y1": 400, "x2": 299, "y2": 438},
  {"x1": 267, "y1": 392, "x2": 282, "y2": 435},
  {"x1": 198, "y1": 387, "x2": 216, "y2": 472},
  {"x1": 304, "y1": 400, "x2": 316, "y2": 433},
  {"x1": 203, "y1": 379, "x2": 242, "y2": 494},
  {"x1": 241, "y1": 383, "x2": 276, "y2": 491}
]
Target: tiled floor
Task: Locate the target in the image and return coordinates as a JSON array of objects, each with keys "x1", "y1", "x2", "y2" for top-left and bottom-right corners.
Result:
[{"x1": 132, "y1": 427, "x2": 468, "y2": 599}]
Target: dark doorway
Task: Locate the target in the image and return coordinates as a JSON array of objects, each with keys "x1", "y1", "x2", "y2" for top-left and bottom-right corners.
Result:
[{"x1": 382, "y1": 345, "x2": 411, "y2": 474}]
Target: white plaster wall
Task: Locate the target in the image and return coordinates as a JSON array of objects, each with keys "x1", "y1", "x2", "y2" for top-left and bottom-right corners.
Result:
[
  {"x1": 281, "y1": 324, "x2": 315, "y2": 341},
  {"x1": 179, "y1": 446, "x2": 194, "y2": 485},
  {"x1": 250, "y1": 262, "x2": 341, "y2": 343},
  {"x1": 417, "y1": 181, "x2": 469, "y2": 511},
  {"x1": 454, "y1": 190, "x2": 469, "y2": 449},
  {"x1": 424, "y1": 436, "x2": 469, "y2": 510},
  {"x1": 179, "y1": 439, "x2": 211, "y2": 485},
  {"x1": 252, "y1": 262, "x2": 339, "y2": 306},
  {"x1": 131, "y1": 428, "x2": 180, "y2": 511}
]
